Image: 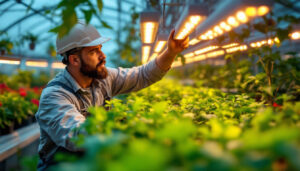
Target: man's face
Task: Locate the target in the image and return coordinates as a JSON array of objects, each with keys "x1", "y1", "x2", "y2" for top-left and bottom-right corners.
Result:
[{"x1": 78, "y1": 45, "x2": 108, "y2": 79}]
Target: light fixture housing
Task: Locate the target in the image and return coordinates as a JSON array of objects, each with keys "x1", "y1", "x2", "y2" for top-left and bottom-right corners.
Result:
[
  {"x1": 153, "y1": 32, "x2": 169, "y2": 53},
  {"x1": 194, "y1": 0, "x2": 273, "y2": 42},
  {"x1": 174, "y1": 4, "x2": 208, "y2": 40},
  {"x1": 141, "y1": 45, "x2": 151, "y2": 64},
  {"x1": 140, "y1": 11, "x2": 160, "y2": 44}
]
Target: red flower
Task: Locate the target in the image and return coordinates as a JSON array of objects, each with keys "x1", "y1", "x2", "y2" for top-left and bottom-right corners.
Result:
[
  {"x1": 0, "y1": 101, "x2": 2, "y2": 107},
  {"x1": 19, "y1": 88, "x2": 27, "y2": 97},
  {"x1": 33, "y1": 87, "x2": 40, "y2": 94},
  {"x1": 31, "y1": 99, "x2": 39, "y2": 106},
  {"x1": 273, "y1": 102, "x2": 282, "y2": 108},
  {"x1": 0, "y1": 83, "x2": 7, "y2": 89}
]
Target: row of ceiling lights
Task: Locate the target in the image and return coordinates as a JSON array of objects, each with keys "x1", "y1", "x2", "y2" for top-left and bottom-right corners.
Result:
[
  {"x1": 0, "y1": 58, "x2": 65, "y2": 69},
  {"x1": 171, "y1": 31, "x2": 300, "y2": 67},
  {"x1": 139, "y1": 0, "x2": 275, "y2": 65}
]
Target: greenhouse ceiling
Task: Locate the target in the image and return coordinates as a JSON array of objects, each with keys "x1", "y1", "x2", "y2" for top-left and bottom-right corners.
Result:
[{"x1": 0, "y1": 0, "x2": 300, "y2": 71}]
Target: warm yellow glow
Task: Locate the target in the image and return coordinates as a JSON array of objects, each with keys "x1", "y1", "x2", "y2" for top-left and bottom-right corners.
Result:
[
  {"x1": 258, "y1": 6, "x2": 269, "y2": 16},
  {"x1": 142, "y1": 46, "x2": 151, "y2": 64},
  {"x1": 149, "y1": 53, "x2": 158, "y2": 61},
  {"x1": 189, "y1": 38, "x2": 200, "y2": 45},
  {"x1": 226, "y1": 45, "x2": 247, "y2": 53},
  {"x1": 227, "y1": 16, "x2": 239, "y2": 27},
  {"x1": 274, "y1": 37, "x2": 280, "y2": 43},
  {"x1": 154, "y1": 41, "x2": 167, "y2": 53},
  {"x1": 291, "y1": 32, "x2": 300, "y2": 40},
  {"x1": 193, "y1": 54, "x2": 206, "y2": 62},
  {"x1": 0, "y1": 59, "x2": 20, "y2": 65},
  {"x1": 267, "y1": 39, "x2": 274, "y2": 45},
  {"x1": 171, "y1": 60, "x2": 182, "y2": 68},
  {"x1": 142, "y1": 22, "x2": 157, "y2": 44},
  {"x1": 236, "y1": 11, "x2": 248, "y2": 23},
  {"x1": 194, "y1": 46, "x2": 219, "y2": 55},
  {"x1": 26, "y1": 61, "x2": 48, "y2": 67},
  {"x1": 185, "y1": 57, "x2": 194, "y2": 64},
  {"x1": 214, "y1": 26, "x2": 223, "y2": 35},
  {"x1": 245, "y1": 7, "x2": 257, "y2": 17},
  {"x1": 200, "y1": 35, "x2": 207, "y2": 40},
  {"x1": 176, "y1": 15, "x2": 203, "y2": 39},
  {"x1": 184, "y1": 52, "x2": 194, "y2": 58},
  {"x1": 222, "y1": 43, "x2": 239, "y2": 49},
  {"x1": 250, "y1": 43, "x2": 256, "y2": 48},
  {"x1": 52, "y1": 62, "x2": 65, "y2": 69},
  {"x1": 189, "y1": 15, "x2": 201, "y2": 24},
  {"x1": 206, "y1": 50, "x2": 224, "y2": 58}
]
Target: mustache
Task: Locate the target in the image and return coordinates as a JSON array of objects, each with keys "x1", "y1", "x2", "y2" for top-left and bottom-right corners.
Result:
[{"x1": 96, "y1": 59, "x2": 106, "y2": 67}]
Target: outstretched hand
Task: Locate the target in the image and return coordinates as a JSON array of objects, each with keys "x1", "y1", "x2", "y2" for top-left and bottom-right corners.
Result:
[{"x1": 167, "y1": 29, "x2": 189, "y2": 55}]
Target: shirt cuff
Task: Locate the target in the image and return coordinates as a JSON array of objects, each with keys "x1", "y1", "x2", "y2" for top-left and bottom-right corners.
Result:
[{"x1": 145, "y1": 58, "x2": 168, "y2": 81}]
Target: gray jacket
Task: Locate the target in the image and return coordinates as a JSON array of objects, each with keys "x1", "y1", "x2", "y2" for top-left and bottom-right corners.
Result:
[{"x1": 35, "y1": 59, "x2": 167, "y2": 163}]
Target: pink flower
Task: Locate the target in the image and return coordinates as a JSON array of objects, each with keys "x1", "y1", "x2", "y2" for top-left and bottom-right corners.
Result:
[{"x1": 31, "y1": 99, "x2": 39, "y2": 106}]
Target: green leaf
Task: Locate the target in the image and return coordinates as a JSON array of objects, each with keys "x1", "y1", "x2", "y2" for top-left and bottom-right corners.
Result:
[
  {"x1": 81, "y1": 9, "x2": 92, "y2": 24},
  {"x1": 100, "y1": 20, "x2": 112, "y2": 29},
  {"x1": 97, "y1": 0, "x2": 103, "y2": 12}
]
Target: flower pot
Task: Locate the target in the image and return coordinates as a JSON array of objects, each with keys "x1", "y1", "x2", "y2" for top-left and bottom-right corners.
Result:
[
  {"x1": 29, "y1": 42, "x2": 35, "y2": 50},
  {"x1": 0, "y1": 123, "x2": 14, "y2": 135}
]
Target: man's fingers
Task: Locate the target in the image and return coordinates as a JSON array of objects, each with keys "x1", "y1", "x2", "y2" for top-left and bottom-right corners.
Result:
[{"x1": 169, "y1": 29, "x2": 175, "y2": 40}]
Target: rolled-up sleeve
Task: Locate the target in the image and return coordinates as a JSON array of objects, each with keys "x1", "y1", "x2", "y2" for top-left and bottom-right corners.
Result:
[
  {"x1": 109, "y1": 59, "x2": 168, "y2": 96},
  {"x1": 36, "y1": 87, "x2": 86, "y2": 151}
]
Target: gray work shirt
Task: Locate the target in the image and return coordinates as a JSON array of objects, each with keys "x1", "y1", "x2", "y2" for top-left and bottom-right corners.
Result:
[{"x1": 35, "y1": 59, "x2": 167, "y2": 161}]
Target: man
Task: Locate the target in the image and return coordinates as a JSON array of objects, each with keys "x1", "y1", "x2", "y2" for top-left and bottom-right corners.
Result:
[{"x1": 35, "y1": 21, "x2": 188, "y2": 170}]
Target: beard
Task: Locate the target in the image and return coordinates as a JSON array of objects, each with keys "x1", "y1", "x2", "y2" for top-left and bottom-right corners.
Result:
[{"x1": 79, "y1": 55, "x2": 108, "y2": 79}]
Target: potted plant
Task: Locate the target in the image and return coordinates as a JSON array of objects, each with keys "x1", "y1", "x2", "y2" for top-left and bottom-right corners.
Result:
[
  {"x1": 0, "y1": 39, "x2": 14, "y2": 55},
  {"x1": 22, "y1": 33, "x2": 38, "y2": 50}
]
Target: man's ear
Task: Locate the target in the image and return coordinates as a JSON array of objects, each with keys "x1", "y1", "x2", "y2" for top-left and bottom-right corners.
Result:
[{"x1": 69, "y1": 54, "x2": 81, "y2": 66}]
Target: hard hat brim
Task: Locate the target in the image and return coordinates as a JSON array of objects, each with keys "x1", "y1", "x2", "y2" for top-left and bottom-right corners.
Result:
[{"x1": 81, "y1": 36, "x2": 111, "y2": 47}]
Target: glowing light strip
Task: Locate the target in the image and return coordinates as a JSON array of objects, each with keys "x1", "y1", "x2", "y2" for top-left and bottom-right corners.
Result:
[
  {"x1": 26, "y1": 61, "x2": 48, "y2": 67},
  {"x1": 184, "y1": 52, "x2": 194, "y2": 58},
  {"x1": 142, "y1": 46, "x2": 151, "y2": 64},
  {"x1": 250, "y1": 37, "x2": 279, "y2": 48},
  {"x1": 0, "y1": 59, "x2": 20, "y2": 65},
  {"x1": 290, "y1": 31, "x2": 300, "y2": 40},
  {"x1": 226, "y1": 45, "x2": 248, "y2": 53},
  {"x1": 206, "y1": 50, "x2": 225, "y2": 58},
  {"x1": 198, "y1": 5, "x2": 271, "y2": 42},
  {"x1": 176, "y1": 15, "x2": 204, "y2": 39},
  {"x1": 154, "y1": 41, "x2": 167, "y2": 53},
  {"x1": 194, "y1": 46, "x2": 219, "y2": 55},
  {"x1": 222, "y1": 43, "x2": 239, "y2": 49},
  {"x1": 149, "y1": 53, "x2": 158, "y2": 61},
  {"x1": 52, "y1": 62, "x2": 65, "y2": 69}
]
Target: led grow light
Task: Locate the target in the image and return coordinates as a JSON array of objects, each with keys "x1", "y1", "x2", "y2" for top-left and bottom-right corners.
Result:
[
  {"x1": 154, "y1": 33, "x2": 168, "y2": 53},
  {"x1": 206, "y1": 50, "x2": 225, "y2": 58},
  {"x1": 222, "y1": 43, "x2": 239, "y2": 49},
  {"x1": 52, "y1": 62, "x2": 65, "y2": 69},
  {"x1": 226, "y1": 45, "x2": 247, "y2": 53},
  {"x1": 142, "y1": 45, "x2": 151, "y2": 64},
  {"x1": 174, "y1": 5, "x2": 208, "y2": 40},
  {"x1": 290, "y1": 31, "x2": 300, "y2": 40},
  {"x1": 194, "y1": 46, "x2": 219, "y2": 55},
  {"x1": 140, "y1": 11, "x2": 160, "y2": 44},
  {"x1": 26, "y1": 60, "x2": 48, "y2": 67},
  {"x1": 195, "y1": 0, "x2": 273, "y2": 42},
  {"x1": 184, "y1": 52, "x2": 194, "y2": 58},
  {"x1": 250, "y1": 37, "x2": 278, "y2": 48},
  {"x1": 149, "y1": 53, "x2": 158, "y2": 61},
  {"x1": 0, "y1": 59, "x2": 20, "y2": 65}
]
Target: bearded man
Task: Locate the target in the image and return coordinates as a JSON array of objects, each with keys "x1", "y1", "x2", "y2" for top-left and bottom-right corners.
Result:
[{"x1": 35, "y1": 21, "x2": 189, "y2": 170}]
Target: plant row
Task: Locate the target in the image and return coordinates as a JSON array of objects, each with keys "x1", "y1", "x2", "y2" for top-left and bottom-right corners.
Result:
[{"x1": 50, "y1": 79, "x2": 300, "y2": 171}]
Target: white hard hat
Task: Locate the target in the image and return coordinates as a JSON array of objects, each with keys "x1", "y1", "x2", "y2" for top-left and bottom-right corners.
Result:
[{"x1": 56, "y1": 21, "x2": 110, "y2": 54}]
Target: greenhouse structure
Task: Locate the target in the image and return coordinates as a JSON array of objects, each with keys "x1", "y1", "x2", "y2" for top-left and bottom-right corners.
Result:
[{"x1": 0, "y1": 0, "x2": 300, "y2": 170}]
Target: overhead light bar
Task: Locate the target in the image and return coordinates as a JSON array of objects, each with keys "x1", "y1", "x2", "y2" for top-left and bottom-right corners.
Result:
[
  {"x1": 174, "y1": 4, "x2": 208, "y2": 40},
  {"x1": 154, "y1": 33, "x2": 168, "y2": 53},
  {"x1": 290, "y1": 31, "x2": 300, "y2": 40},
  {"x1": 222, "y1": 43, "x2": 240, "y2": 49},
  {"x1": 250, "y1": 37, "x2": 279, "y2": 48},
  {"x1": 0, "y1": 58, "x2": 20, "y2": 65},
  {"x1": 52, "y1": 62, "x2": 65, "y2": 69},
  {"x1": 140, "y1": 11, "x2": 160, "y2": 44},
  {"x1": 149, "y1": 53, "x2": 158, "y2": 61},
  {"x1": 194, "y1": 0, "x2": 273, "y2": 42},
  {"x1": 206, "y1": 50, "x2": 225, "y2": 58},
  {"x1": 142, "y1": 45, "x2": 151, "y2": 64},
  {"x1": 226, "y1": 45, "x2": 248, "y2": 53},
  {"x1": 26, "y1": 60, "x2": 48, "y2": 67}
]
